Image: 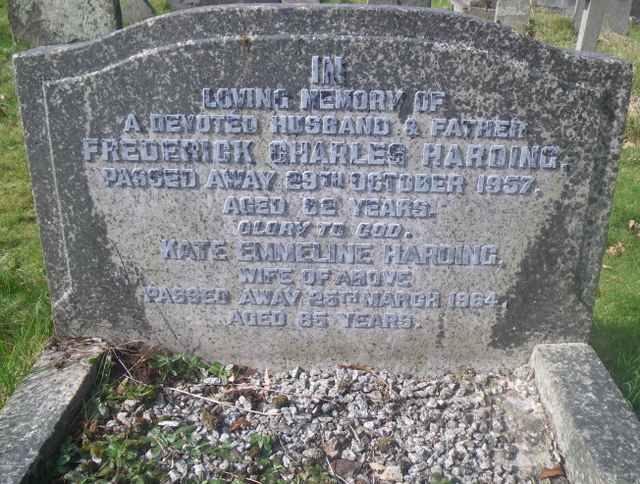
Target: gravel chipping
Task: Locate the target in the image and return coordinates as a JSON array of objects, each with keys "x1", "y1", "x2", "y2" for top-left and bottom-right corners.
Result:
[{"x1": 97, "y1": 364, "x2": 565, "y2": 483}]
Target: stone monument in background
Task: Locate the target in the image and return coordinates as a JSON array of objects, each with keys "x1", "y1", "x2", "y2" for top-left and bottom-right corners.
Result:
[
  {"x1": 8, "y1": 0, "x2": 121, "y2": 46},
  {"x1": 121, "y1": 0, "x2": 156, "y2": 26},
  {"x1": 368, "y1": 0, "x2": 432, "y2": 7},
  {"x1": 494, "y1": 0, "x2": 529, "y2": 28},
  {"x1": 632, "y1": 0, "x2": 640, "y2": 20},
  {"x1": 451, "y1": 0, "x2": 496, "y2": 21},
  {"x1": 603, "y1": 0, "x2": 633, "y2": 35},
  {"x1": 168, "y1": 0, "x2": 280, "y2": 9},
  {"x1": 533, "y1": 0, "x2": 574, "y2": 12},
  {"x1": 574, "y1": 0, "x2": 632, "y2": 36},
  {"x1": 14, "y1": 5, "x2": 631, "y2": 373}
]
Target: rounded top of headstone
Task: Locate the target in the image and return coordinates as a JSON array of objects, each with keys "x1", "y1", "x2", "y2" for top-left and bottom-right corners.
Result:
[
  {"x1": 15, "y1": 4, "x2": 630, "y2": 78},
  {"x1": 11, "y1": 2, "x2": 633, "y2": 373}
]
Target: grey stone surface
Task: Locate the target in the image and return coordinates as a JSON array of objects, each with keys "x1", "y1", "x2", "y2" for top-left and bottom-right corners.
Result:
[
  {"x1": 494, "y1": 0, "x2": 529, "y2": 28},
  {"x1": 603, "y1": 0, "x2": 632, "y2": 35},
  {"x1": 633, "y1": 0, "x2": 640, "y2": 20},
  {"x1": 8, "y1": 0, "x2": 121, "y2": 47},
  {"x1": 533, "y1": 0, "x2": 575, "y2": 11},
  {"x1": 531, "y1": 343, "x2": 640, "y2": 484},
  {"x1": 573, "y1": 0, "x2": 627, "y2": 36},
  {"x1": 576, "y1": 0, "x2": 606, "y2": 51},
  {"x1": 368, "y1": 0, "x2": 432, "y2": 7},
  {"x1": 14, "y1": 5, "x2": 632, "y2": 374},
  {"x1": 451, "y1": 0, "x2": 496, "y2": 20},
  {"x1": 168, "y1": 0, "x2": 280, "y2": 9},
  {"x1": 572, "y1": 0, "x2": 585, "y2": 31},
  {"x1": 0, "y1": 340, "x2": 106, "y2": 484},
  {"x1": 121, "y1": 0, "x2": 155, "y2": 26}
]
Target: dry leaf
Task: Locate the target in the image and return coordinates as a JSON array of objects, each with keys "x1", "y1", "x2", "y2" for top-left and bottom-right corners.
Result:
[
  {"x1": 629, "y1": 219, "x2": 640, "y2": 237},
  {"x1": 84, "y1": 419, "x2": 98, "y2": 436},
  {"x1": 200, "y1": 406, "x2": 223, "y2": 430},
  {"x1": 229, "y1": 416, "x2": 251, "y2": 432},
  {"x1": 540, "y1": 464, "x2": 564, "y2": 479},
  {"x1": 607, "y1": 241, "x2": 626, "y2": 257}
]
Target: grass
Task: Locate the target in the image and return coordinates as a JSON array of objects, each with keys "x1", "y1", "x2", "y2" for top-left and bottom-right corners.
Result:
[
  {"x1": 147, "y1": 0, "x2": 172, "y2": 14},
  {"x1": 0, "y1": 0, "x2": 51, "y2": 408},
  {"x1": 527, "y1": 10, "x2": 640, "y2": 414},
  {"x1": 0, "y1": 2, "x2": 639, "y2": 414}
]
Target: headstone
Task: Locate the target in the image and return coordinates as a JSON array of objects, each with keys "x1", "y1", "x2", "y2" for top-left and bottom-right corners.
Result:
[
  {"x1": 121, "y1": 0, "x2": 156, "y2": 26},
  {"x1": 14, "y1": 5, "x2": 632, "y2": 373},
  {"x1": 632, "y1": 0, "x2": 640, "y2": 21},
  {"x1": 168, "y1": 0, "x2": 280, "y2": 9},
  {"x1": 576, "y1": 0, "x2": 606, "y2": 51},
  {"x1": 368, "y1": 0, "x2": 432, "y2": 7},
  {"x1": 451, "y1": 0, "x2": 496, "y2": 20},
  {"x1": 575, "y1": 0, "x2": 629, "y2": 37},
  {"x1": 533, "y1": 0, "x2": 574, "y2": 11},
  {"x1": 572, "y1": 0, "x2": 585, "y2": 31},
  {"x1": 574, "y1": 0, "x2": 630, "y2": 35},
  {"x1": 602, "y1": 0, "x2": 632, "y2": 35},
  {"x1": 8, "y1": 0, "x2": 121, "y2": 47},
  {"x1": 494, "y1": 0, "x2": 529, "y2": 28}
]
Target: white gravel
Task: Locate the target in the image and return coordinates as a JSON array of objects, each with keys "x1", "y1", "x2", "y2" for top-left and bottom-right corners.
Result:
[{"x1": 101, "y1": 364, "x2": 566, "y2": 483}]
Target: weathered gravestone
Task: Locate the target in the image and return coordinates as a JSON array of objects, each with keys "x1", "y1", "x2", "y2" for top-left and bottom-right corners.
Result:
[
  {"x1": 368, "y1": 0, "x2": 432, "y2": 7},
  {"x1": 572, "y1": 0, "x2": 585, "y2": 30},
  {"x1": 494, "y1": 0, "x2": 529, "y2": 28},
  {"x1": 451, "y1": 0, "x2": 496, "y2": 21},
  {"x1": 121, "y1": 0, "x2": 156, "y2": 26},
  {"x1": 168, "y1": 0, "x2": 280, "y2": 9},
  {"x1": 14, "y1": 5, "x2": 631, "y2": 373},
  {"x1": 574, "y1": 0, "x2": 631, "y2": 35},
  {"x1": 603, "y1": 0, "x2": 632, "y2": 35},
  {"x1": 576, "y1": 0, "x2": 606, "y2": 51},
  {"x1": 633, "y1": 0, "x2": 640, "y2": 20},
  {"x1": 281, "y1": 0, "x2": 320, "y2": 4},
  {"x1": 533, "y1": 0, "x2": 574, "y2": 11},
  {"x1": 8, "y1": 0, "x2": 121, "y2": 46}
]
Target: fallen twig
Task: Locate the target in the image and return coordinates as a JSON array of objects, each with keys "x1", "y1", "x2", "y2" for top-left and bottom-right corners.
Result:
[
  {"x1": 325, "y1": 456, "x2": 349, "y2": 484},
  {"x1": 161, "y1": 382, "x2": 277, "y2": 417},
  {"x1": 220, "y1": 469, "x2": 263, "y2": 484}
]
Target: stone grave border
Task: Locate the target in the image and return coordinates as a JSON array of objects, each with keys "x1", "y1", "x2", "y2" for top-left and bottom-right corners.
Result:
[
  {"x1": 1, "y1": 342, "x2": 639, "y2": 483},
  {"x1": 531, "y1": 344, "x2": 640, "y2": 484},
  {"x1": 0, "y1": 340, "x2": 107, "y2": 484},
  {"x1": 3, "y1": 6, "x2": 639, "y2": 482}
]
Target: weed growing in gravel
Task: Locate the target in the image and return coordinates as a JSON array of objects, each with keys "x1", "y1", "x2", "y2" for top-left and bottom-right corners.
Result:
[
  {"x1": 103, "y1": 378, "x2": 158, "y2": 406},
  {"x1": 430, "y1": 474, "x2": 454, "y2": 484},
  {"x1": 149, "y1": 352, "x2": 232, "y2": 384},
  {"x1": 58, "y1": 432, "x2": 164, "y2": 483},
  {"x1": 291, "y1": 465, "x2": 336, "y2": 483},
  {"x1": 51, "y1": 348, "x2": 331, "y2": 483}
]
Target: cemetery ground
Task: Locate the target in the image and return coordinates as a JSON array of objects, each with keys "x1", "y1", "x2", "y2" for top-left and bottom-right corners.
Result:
[{"x1": 0, "y1": 2, "x2": 640, "y2": 481}]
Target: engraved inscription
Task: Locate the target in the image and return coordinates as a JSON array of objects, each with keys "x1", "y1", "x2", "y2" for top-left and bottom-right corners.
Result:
[{"x1": 79, "y1": 55, "x2": 574, "y2": 333}]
